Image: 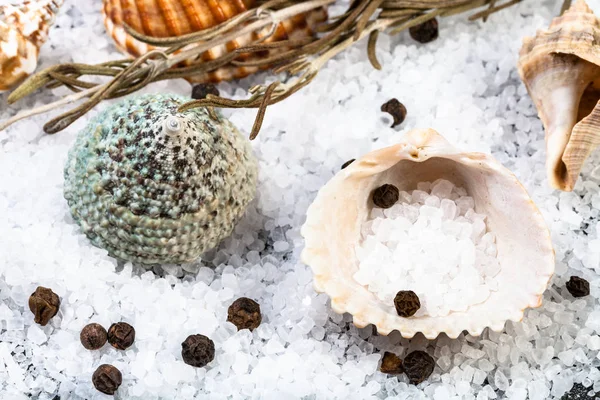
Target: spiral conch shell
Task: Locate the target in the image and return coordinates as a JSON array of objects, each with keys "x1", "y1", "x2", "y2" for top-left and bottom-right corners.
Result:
[
  {"x1": 0, "y1": 0, "x2": 62, "y2": 92},
  {"x1": 301, "y1": 129, "x2": 555, "y2": 339},
  {"x1": 102, "y1": 0, "x2": 327, "y2": 83},
  {"x1": 518, "y1": 0, "x2": 600, "y2": 191}
]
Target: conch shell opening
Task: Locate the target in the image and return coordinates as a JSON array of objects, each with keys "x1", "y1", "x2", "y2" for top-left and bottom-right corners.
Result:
[
  {"x1": 301, "y1": 129, "x2": 555, "y2": 339},
  {"x1": 518, "y1": 0, "x2": 600, "y2": 191}
]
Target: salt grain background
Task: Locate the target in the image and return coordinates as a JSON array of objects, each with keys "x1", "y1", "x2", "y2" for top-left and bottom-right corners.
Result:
[{"x1": 1, "y1": 0, "x2": 600, "y2": 399}]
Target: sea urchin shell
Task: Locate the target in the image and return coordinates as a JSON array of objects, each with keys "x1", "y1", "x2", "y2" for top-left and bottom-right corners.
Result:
[{"x1": 64, "y1": 94, "x2": 258, "y2": 265}]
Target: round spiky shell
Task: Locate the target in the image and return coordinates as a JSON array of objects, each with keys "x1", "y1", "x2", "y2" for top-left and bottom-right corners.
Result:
[
  {"x1": 101, "y1": 0, "x2": 328, "y2": 83},
  {"x1": 64, "y1": 94, "x2": 258, "y2": 265},
  {"x1": 0, "y1": 0, "x2": 63, "y2": 91},
  {"x1": 518, "y1": 0, "x2": 600, "y2": 191}
]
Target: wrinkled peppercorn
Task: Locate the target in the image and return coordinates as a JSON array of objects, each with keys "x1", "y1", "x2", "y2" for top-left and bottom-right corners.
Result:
[
  {"x1": 80, "y1": 323, "x2": 108, "y2": 350},
  {"x1": 403, "y1": 350, "x2": 435, "y2": 385},
  {"x1": 227, "y1": 297, "x2": 262, "y2": 331},
  {"x1": 107, "y1": 322, "x2": 135, "y2": 350},
  {"x1": 341, "y1": 159, "x2": 356, "y2": 170},
  {"x1": 92, "y1": 364, "x2": 122, "y2": 395},
  {"x1": 379, "y1": 352, "x2": 404, "y2": 374},
  {"x1": 566, "y1": 276, "x2": 590, "y2": 298},
  {"x1": 381, "y1": 99, "x2": 407, "y2": 128},
  {"x1": 181, "y1": 334, "x2": 215, "y2": 368},
  {"x1": 372, "y1": 184, "x2": 399, "y2": 209},
  {"x1": 28, "y1": 286, "x2": 60, "y2": 326},
  {"x1": 394, "y1": 290, "x2": 420, "y2": 317},
  {"x1": 409, "y1": 18, "x2": 439, "y2": 44},
  {"x1": 191, "y1": 83, "x2": 220, "y2": 100}
]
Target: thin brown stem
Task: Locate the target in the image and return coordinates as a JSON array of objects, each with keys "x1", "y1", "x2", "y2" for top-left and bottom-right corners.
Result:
[{"x1": 1, "y1": 0, "x2": 522, "y2": 138}]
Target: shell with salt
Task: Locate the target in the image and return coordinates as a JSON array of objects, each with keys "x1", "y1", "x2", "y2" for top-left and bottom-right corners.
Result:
[
  {"x1": 518, "y1": 0, "x2": 600, "y2": 191},
  {"x1": 0, "y1": 0, "x2": 62, "y2": 92},
  {"x1": 64, "y1": 93, "x2": 258, "y2": 265},
  {"x1": 301, "y1": 129, "x2": 555, "y2": 339}
]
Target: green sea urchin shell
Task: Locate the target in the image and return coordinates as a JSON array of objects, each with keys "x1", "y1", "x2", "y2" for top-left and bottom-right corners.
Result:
[{"x1": 64, "y1": 94, "x2": 258, "y2": 265}]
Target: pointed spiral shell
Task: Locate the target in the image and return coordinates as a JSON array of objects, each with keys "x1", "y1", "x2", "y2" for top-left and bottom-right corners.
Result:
[
  {"x1": 0, "y1": 0, "x2": 63, "y2": 92},
  {"x1": 102, "y1": 0, "x2": 328, "y2": 83},
  {"x1": 518, "y1": 0, "x2": 600, "y2": 191}
]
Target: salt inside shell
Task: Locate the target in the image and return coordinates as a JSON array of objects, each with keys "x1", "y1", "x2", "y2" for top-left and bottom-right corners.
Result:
[{"x1": 301, "y1": 129, "x2": 555, "y2": 339}]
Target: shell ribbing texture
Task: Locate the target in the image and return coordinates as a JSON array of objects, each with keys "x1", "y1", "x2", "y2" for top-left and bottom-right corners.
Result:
[
  {"x1": 102, "y1": 0, "x2": 327, "y2": 83},
  {"x1": 517, "y1": 0, "x2": 600, "y2": 191},
  {"x1": 0, "y1": 0, "x2": 63, "y2": 91},
  {"x1": 63, "y1": 94, "x2": 258, "y2": 265}
]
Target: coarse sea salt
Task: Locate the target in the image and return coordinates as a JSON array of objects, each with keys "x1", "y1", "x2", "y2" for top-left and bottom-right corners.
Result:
[
  {"x1": 0, "y1": 0, "x2": 598, "y2": 398},
  {"x1": 354, "y1": 179, "x2": 500, "y2": 317}
]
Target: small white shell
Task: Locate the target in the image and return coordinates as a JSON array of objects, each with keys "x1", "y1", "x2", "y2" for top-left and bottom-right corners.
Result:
[
  {"x1": 0, "y1": 0, "x2": 62, "y2": 92},
  {"x1": 300, "y1": 129, "x2": 555, "y2": 339}
]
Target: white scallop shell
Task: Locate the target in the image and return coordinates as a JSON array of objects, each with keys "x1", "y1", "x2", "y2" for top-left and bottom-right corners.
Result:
[
  {"x1": 300, "y1": 129, "x2": 555, "y2": 339},
  {"x1": 0, "y1": 0, "x2": 62, "y2": 92}
]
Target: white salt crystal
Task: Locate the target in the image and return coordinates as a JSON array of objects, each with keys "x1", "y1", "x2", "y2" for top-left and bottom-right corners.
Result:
[
  {"x1": 273, "y1": 241, "x2": 290, "y2": 252},
  {"x1": 473, "y1": 369, "x2": 487, "y2": 385},
  {"x1": 425, "y1": 196, "x2": 441, "y2": 208},
  {"x1": 431, "y1": 180, "x2": 455, "y2": 199},
  {"x1": 27, "y1": 325, "x2": 47, "y2": 345},
  {"x1": 586, "y1": 311, "x2": 600, "y2": 333},
  {"x1": 434, "y1": 386, "x2": 451, "y2": 400},
  {"x1": 412, "y1": 190, "x2": 429, "y2": 204},
  {"x1": 588, "y1": 335, "x2": 600, "y2": 350},
  {"x1": 440, "y1": 199, "x2": 458, "y2": 220},
  {"x1": 494, "y1": 370, "x2": 509, "y2": 391},
  {"x1": 456, "y1": 197, "x2": 475, "y2": 216},
  {"x1": 437, "y1": 356, "x2": 452, "y2": 372}
]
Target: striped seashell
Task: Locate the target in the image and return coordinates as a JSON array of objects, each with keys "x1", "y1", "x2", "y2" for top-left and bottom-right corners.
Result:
[
  {"x1": 102, "y1": 0, "x2": 328, "y2": 83},
  {"x1": 518, "y1": 0, "x2": 600, "y2": 191},
  {"x1": 0, "y1": 0, "x2": 63, "y2": 92}
]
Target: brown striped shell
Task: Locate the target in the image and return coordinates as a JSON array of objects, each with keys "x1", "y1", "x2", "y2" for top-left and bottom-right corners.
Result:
[
  {"x1": 0, "y1": 0, "x2": 63, "y2": 92},
  {"x1": 518, "y1": 0, "x2": 600, "y2": 191},
  {"x1": 102, "y1": 0, "x2": 328, "y2": 83}
]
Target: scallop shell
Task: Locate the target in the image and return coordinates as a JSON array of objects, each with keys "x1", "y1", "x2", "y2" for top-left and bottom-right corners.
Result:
[
  {"x1": 300, "y1": 129, "x2": 555, "y2": 339},
  {"x1": 64, "y1": 93, "x2": 258, "y2": 265},
  {"x1": 518, "y1": 0, "x2": 600, "y2": 191},
  {"x1": 101, "y1": 0, "x2": 328, "y2": 83},
  {"x1": 0, "y1": 0, "x2": 62, "y2": 92}
]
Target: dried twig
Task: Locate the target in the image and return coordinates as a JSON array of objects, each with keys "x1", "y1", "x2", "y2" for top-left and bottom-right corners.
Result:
[{"x1": 1, "y1": 0, "x2": 523, "y2": 137}]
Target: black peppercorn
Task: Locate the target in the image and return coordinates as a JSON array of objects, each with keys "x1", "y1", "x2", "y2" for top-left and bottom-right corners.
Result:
[
  {"x1": 394, "y1": 290, "x2": 420, "y2": 317},
  {"x1": 92, "y1": 364, "x2": 122, "y2": 395},
  {"x1": 379, "y1": 352, "x2": 404, "y2": 374},
  {"x1": 80, "y1": 323, "x2": 108, "y2": 350},
  {"x1": 409, "y1": 18, "x2": 439, "y2": 44},
  {"x1": 107, "y1": 322, "x2": 135, "y2": 350},
  {"x1": 181, "y1": 334, "x2": 215, "y2": 368},
  {"x1": 403, "y1": 350, "x2": 435, "y2": 385},
  {"x1": 227, "y1": 297, "x2": 262, "y2": 331},
  {"x1": 341, "y1": 159, "x2": 356, "y2": 170},
  {"x1": 191, "y1": 83, "x2": 220, "y2": 100},
  {"x1": 28, "y1": 286, "x2": 60, "y2": 326},
  {"x1": 566, "y1": 276, "x2": 590, "y2": 298},
  {"x1": 372, "y1": 184, "x2": 399, "y2": 209},
  {"x1": 381, "y1": 99, "x2": 407, "y2": 128}
]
